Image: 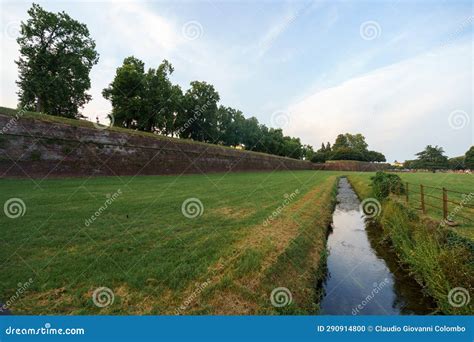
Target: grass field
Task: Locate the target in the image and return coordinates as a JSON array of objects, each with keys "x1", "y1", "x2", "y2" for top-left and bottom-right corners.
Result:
[
  {"x1": 0, "y1": 170, "x2": 339, "y2": 314},
  {"x1": 348, "y1": 172, "x2": 474, "y2": 239}
]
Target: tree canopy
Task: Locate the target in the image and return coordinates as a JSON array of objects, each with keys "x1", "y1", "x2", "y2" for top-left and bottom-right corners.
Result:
[
  {"x1": 312, "y1": 133, "x2": 385, "y2": 163},
  {"x1": 412, "y1": 145, "x2": 449, "y2": 171},
  {"x1": 16, "y1": 3, "x2": 99, "y2": 118},
  {"x1": 465, "y1": 146, "x2": 474, "y2": 169}
]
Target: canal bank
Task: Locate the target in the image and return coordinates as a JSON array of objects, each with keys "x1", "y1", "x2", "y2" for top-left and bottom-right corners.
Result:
[{"x1": 319, "y1": 177, "x2": 435, "y2": 315}]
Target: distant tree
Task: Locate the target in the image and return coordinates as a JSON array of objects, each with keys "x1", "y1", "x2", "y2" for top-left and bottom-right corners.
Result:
[
  {"x1": 302, "y1": 144, "x2": 314, "y2": 161},
  {"x1": 325, "y1": 142, "x2": 331, "y2": 152},
  {"x1": 332, "y1": 134, "x2": 349, "y2": 150},
  {"x1": 345, "y1": 133, "x2": 368, "y2": 153},
  {"x1": 311, "y1": 152, "x2": 326, "y2": 163},
  {"x1": 318, "y1": 143, "x2": 326, "y2": 153},
  {"x1": 326, "y1": 133, "x2": 384, "y2": 162},
  {"x1": 403, "y1": 160, "x2": 415, "y2": 169},
  {"x1": 465, "y1": 146, "x2": 474, "y2": 169},
  {"x1": 366, "y1": 150, "x2": 386, "y2": 162},
  {"x1": 448, "y1": 156, "x2": 465, "y2": 170},
  {"x1": 330, "y1": 147, "x2": 364, "y2": 161},
  {"x1": 16, "y1": 3, "x2": 99, "y2": 118},
  {"x1": 414, "y1": 145, "x2": 449, "y2": 171},
  {"x1": 177, "y1": 81, "x2": 220, "y2": 142}
]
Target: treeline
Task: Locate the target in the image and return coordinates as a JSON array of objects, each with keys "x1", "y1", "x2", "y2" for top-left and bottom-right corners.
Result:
[
  {"x1": 102, "y1": 57, "x2": 313, "y2": 159},
  {"x1": 403, "y1": 145, "x2": 474, "y2": 171},
  {"x1": 311, "y1": 133, "x2": 386, "y2": 163}
]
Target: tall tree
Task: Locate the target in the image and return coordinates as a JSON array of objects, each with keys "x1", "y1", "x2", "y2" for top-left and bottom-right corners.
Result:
[
  {"x1": 16, "y1": 3, "x2": 99, "y2": 118},
  {"x1": 177, "y1": 81, "x2": 220, "y2": 142},
  {"x1": 465, "y1": 146, "x2": 474, "y2": 169},
  {"x1": 414, "y1": 145, "x2": 449, "y2": 171},
  {"x1": 103, "y1": 58, "x2": 182, "y2": 133},
  {"x1": 103, "y1": 56, "x2": 146, "y2": 129}
]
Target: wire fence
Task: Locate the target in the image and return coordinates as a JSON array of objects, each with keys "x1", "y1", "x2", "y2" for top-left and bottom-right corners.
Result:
[{"x1": 398, "y1": 182, "x2": 474, "y2": 225}]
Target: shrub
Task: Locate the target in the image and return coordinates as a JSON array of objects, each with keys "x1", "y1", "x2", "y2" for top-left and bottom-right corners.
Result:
[{"x1": 370, "y1": 171, "x2": 404, "y2": 199}]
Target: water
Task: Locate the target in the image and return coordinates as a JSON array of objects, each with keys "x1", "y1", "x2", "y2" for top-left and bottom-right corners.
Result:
[{"x1": 319, "y1": 178, "x2": 435, "y2": 315}]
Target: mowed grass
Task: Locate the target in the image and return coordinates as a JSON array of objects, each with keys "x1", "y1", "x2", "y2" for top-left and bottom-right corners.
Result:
[
  {"x1": 348, "y1": 172, "x2": 474, "y2": 239},
  {"x1": 0, "y1": 170, "x2": 339, "y2": 314}
]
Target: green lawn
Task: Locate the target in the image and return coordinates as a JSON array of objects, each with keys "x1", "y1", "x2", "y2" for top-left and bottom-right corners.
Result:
[
  {"x1": 0, "y1": 170, "x2": 339, "y2": 314},
  {"x1": 348, "y1": 171, "x2": 474, "y2": 239}
]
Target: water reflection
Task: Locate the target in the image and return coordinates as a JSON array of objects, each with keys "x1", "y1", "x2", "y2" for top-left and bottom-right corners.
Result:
[{"x1": 319, "y1": 178, "x2": 435, "y2": 315}]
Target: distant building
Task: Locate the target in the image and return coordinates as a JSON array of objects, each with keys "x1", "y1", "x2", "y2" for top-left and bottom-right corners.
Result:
[{"x1": 391, "y1": 160, "x2": 404, "y2": 167}]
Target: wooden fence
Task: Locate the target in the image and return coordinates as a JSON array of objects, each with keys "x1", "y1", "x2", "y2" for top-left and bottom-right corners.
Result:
[{"x1": 402, "y1": 182, "x2": 474, "y2": 224}]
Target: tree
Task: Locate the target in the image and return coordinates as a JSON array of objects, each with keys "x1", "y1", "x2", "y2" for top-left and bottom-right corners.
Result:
[
  {"x1": 414, "y1": 145, "x2": 449, "y2": 171},
  {"x1": 16, "y1": 3, "x2": 99, "y2": 118},
  {"x1": 332, "y1": 134, "x2": 349, "y2": 150},
  {"x1": 177, "y1": 81, "x2": 220, "y2": 142},
  {"x1": 311, "y1": 152, "x2": 326, "y2": 163},
  {"x1": 345, "y1": 133, "x2": 368, "y2": 153},
  {"x1": 366, "y1": 150, "x2": 386, "y2": 162},
  {"x1": 141, "y1": 60, "x2": 182, "y2": 134},
  {"x1": 302, "y1": 144, "x2": 314, "y2": 161},
  {"x1": 103, "y1": 58, "x2": 182, "y2": 133},
  {"x1": 103, "y1": 56, "x2": 146, "y2": 129},
  {"x1": 465, "y1": 146, "x2": 474, "y2": 169},
  {"x1": 448, "y1": 156, "x2": 465, "y2": 170}
]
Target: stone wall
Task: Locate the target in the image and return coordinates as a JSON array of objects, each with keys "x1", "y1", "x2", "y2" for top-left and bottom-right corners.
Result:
[{"x1": 0, "y1": 114, "x2": 324, "y2": 178}]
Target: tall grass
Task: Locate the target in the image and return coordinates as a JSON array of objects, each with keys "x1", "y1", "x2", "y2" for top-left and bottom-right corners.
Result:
[{"x1": 350, "y1": 177, "x2": 474, "y2": 315}]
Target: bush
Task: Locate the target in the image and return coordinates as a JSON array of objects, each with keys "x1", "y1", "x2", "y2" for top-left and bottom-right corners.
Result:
[{"x1": 370, "y1": 171, "x2": 404, "y2": 199}]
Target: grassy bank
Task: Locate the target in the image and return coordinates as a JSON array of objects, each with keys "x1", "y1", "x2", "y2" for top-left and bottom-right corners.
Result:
[
  {"x1": 0, "y1": 170, "x2": 338, "y2": 314},
  {"x1": 349, "y1": 172, "x2": 474, "y2": 239},
  {"x1": 348, "y1": 173, "x2": 474, "y2": 315}
]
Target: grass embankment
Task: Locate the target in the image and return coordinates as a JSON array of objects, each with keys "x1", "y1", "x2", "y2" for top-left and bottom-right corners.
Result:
[
  {"x1": 348, "y1": 172, "x2": 474, "y2": 315},
  {"x1": 0, "y1": 170, "x2": 338, "y2": 314}
]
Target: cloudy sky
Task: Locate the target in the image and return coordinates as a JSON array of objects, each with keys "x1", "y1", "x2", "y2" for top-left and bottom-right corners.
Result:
[{"x1": 1, "y1": 0, "x2": 472, "y2": 162}]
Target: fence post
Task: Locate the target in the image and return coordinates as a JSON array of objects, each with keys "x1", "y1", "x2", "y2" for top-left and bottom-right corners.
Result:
[
  {"x1": 420, "y1": 184, "x2": 426, "y2": 214},
  {"x1": 443, "y1": 187, "x2": 448, "y2": 220},
  {"x1": 405, "y1": 182, "x2": 409, "y2": 204}
]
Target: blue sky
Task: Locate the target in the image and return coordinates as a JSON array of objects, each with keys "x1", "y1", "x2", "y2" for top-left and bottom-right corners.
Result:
[{"x1": 1, "y1": 0, "x2": 472, "y2": 162}]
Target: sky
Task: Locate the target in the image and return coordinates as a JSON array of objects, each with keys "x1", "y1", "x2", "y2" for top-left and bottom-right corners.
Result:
[{"x1": 0, "y1": 0, "x2": 472, "y2": 162}]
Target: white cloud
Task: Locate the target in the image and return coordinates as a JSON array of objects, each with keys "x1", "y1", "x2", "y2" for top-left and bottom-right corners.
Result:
[{"x1": 286, "y1": 40, "x2": 472, "y2": 161}]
